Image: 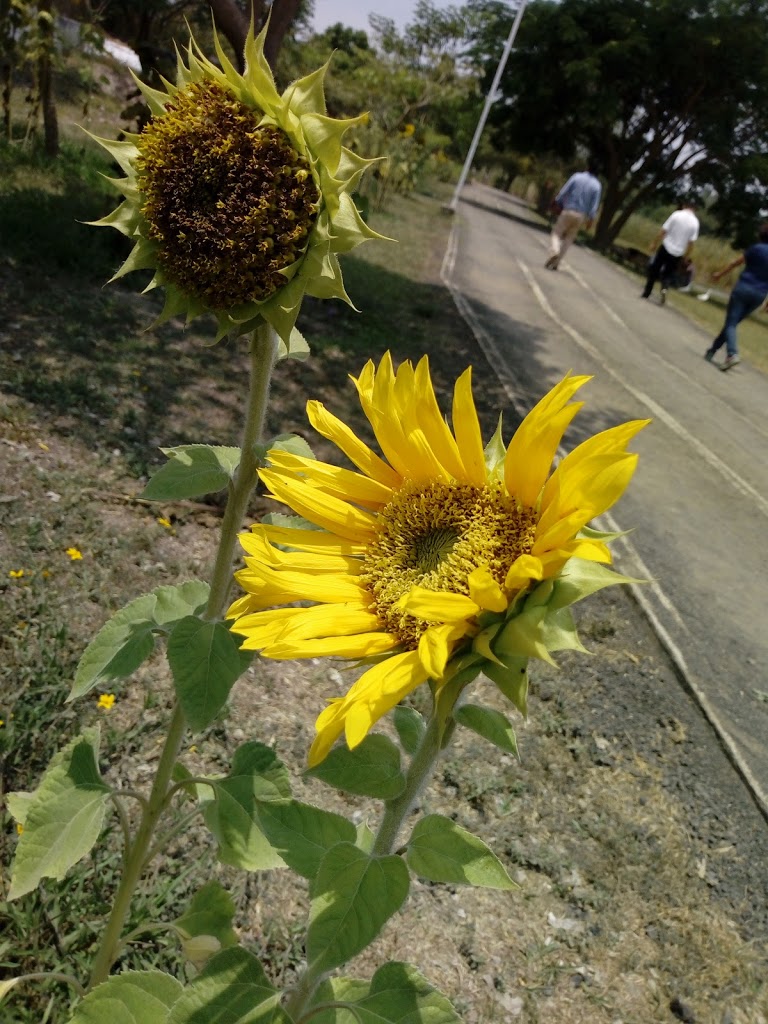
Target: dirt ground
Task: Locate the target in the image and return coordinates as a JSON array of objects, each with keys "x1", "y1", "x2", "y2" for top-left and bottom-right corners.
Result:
[{"x1": 1, "y1": 236, "x2": 768, "y2": 1024}]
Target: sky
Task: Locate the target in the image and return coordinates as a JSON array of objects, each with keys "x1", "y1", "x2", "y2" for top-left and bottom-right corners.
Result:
[{"x1": 311, "y1": 0, "x2": 450, "y2": 35}]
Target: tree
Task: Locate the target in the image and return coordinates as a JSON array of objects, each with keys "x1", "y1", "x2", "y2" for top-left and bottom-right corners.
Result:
[{"x1": 477, "y1": 0, "x2": 768, "y2": 247}]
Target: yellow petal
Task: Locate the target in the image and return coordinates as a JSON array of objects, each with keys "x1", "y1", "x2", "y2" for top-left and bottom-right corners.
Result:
[
  {"x1": 240, "y1": 530, "x2": 362, "y2": 574},
  {"x1": 306, "y1": 399, "x2": 401, "y2": 489},
  {"x1": 417, "y1": 622, "x2": 464, "y2": 679},
  {"x1": 504, "y1": 554, "x2": 544, "y2": 591},
  {"x1": 228, "y1": 606, "x2": 308, "y2": 643},
  {"x1": 397, "y1": 586, "x2": 480, "y2": 622},
  {"x1": 259, "y1": 469, "x2": 378, "y2": 542},
  {"x1": 309, "y1": 698, "x2": 346, "y2": 766},
  {"x1": 264, "y1": 632, "x2": 398, "y2": 660},
  {"x1": 413, "y1": 357, "x2": 466, "y2": 479},
  {"x1": 452, "y1": 368, "x2": 486, "y2": 486},
  {"x1": 266, "y1": 450, "x2": 394, "y2": 509},
  {"x1": 272, "y1": 603, "x2": 383, "y2": 642},
  {"x1": 258, "y1": 524, "x2": 368, "y2": 557},
  {"x1": 233, "y1": 562, "x2": 367, "y2": 607},
  {"x1": 342, "y1": 650, "x2": 428, "y2": 749},
  {"x1": 468, "y1": 566, "x2": 508, "y2": 612}
]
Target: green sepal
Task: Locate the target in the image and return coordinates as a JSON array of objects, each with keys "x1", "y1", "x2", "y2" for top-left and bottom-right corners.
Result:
[
  {"x1": 167, "y1": 947, "x2": 289, "y2": 1024},
  {"x1": 482, "y1": 657, "x2": 529, "y2": 717},
  {"x1": 277, "y1": 325, "x2": 310, "y2": 361},
  {"x1": 494, "y1": 605, "x2": 556, "y2": 664},
  {"x1": 539, "y1": 605, "x2": 589, "y2": 654},
  {"x1": 69, "y1": 581, "x2": 210, "y2": 700},
  {"x1": 167, "y1": 616, "x2": 248, "y2": 731},
  {"x1": 308, "y1": 844, "x2": 410, "y2": 974},
  {"x1": 483, "y1": 413, "x2": 506, "y2": 481},
  {"x1": 173, "y1": 880, "x2": 238, "y2": 969},
  {"x1": 405, "y1": 814, "x2": 518, "y2": 890},
  {"x1": 548, "y1": 558, "x2": 644, "y2": 611},
  {"x1": 66, "y1": 971, "x2": 183, "y2": 1024},
  {"x1": 201, "y1": 743, "x2": 291, "y2": 871},
  {"x1": 141, "y1": 444, "x2": 241, "y2": 501},
  {"x1": 310, "y1": 962, "x2": 463, "y2": 1024},
  {"x1": 307, "y1": 734, "x2": 406, "y2": 799},
  {"x1": 254, "y1": 799, "x2": 356, "y2": 879},
  {"x1": 454, "y1": 704, "x2": 518, "y2": 757},
  {"x1": 393, "y1": 705, "x2": 425, "y2": 756},
  {"x1": 9, "y1": 729, "x2": 110, "y2": 900}
]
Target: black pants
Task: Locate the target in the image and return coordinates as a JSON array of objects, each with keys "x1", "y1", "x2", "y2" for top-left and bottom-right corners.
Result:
[{"x1": 643, "y1": 245, "x2": 681, "y2": 297}]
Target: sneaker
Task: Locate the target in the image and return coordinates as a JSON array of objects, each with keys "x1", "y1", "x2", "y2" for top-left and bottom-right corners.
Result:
[
  {"x1": 704, "y1": 348, "x2": 715, "y2": 362},
  {"x1": 545, "y1": 255, "x2": 558, "y2": 270},
  {"x1": 720, "y1": 354, "x2": 741, "y2": 371},
  {"x1": 660, "y1": 288, "x2": 667, "y2": 305}
]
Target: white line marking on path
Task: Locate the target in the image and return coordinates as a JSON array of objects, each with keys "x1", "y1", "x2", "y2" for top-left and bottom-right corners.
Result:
[{"x1": 519, "y1": 259, "x2": 768, "y2": 519}]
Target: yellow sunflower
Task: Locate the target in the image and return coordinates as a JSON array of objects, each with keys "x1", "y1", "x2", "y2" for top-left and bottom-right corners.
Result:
[
  {"x1": 90, "y1": 23, "x2": 382, "y2": 349},
  {"x1": 228, "y1": 354, "x2": 648, "y2": 764}
]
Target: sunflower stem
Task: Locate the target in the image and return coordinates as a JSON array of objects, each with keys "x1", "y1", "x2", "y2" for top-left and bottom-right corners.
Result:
[
  {"x1": 283, "y1": 715, "x2": 444, "y2": 1020},
  {"x1": 87, "y1": 323, "x2": 278, "y2": 991},
  {"x1": 371, "y1": 712, "x2": 443, "y2": 856}
]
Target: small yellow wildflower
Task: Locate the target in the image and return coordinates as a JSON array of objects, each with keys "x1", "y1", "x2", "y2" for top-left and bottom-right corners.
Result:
[
  {"x1": 37, "y1": 441, "x2": 49, "y2": 452},
  {"x1": 0, "y1": 719, "x2": 4, "y2": 727},
  {"x1": 188, "y1": 744, "x2": 198, "y2": 754},
  {"x1": 157, "y1": 516, "x2": 173, "y2": 530},
  {"x1": 16, "y1": 823, "x2": 23, "y2": 835},
  {"x1": 400, "y1": 123, "x2": 416, "y2": 137},
  {"x1": 66, "y1": 548, "x2": 83, "y2": 561},
  {"x1": 41, "y1": 569, "x2": 51, "y2": 578},
  {"x1": 97, "y1": 693, "x2": 116, "y2": 712},
  {"x1": 8, "y1": 569, "x2": 24, "y2": 579}
]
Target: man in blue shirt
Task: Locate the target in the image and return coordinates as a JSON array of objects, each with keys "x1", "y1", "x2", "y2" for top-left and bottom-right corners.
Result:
[{"x1": 545, "y1": 161, "x2": 602, "y2": 270}]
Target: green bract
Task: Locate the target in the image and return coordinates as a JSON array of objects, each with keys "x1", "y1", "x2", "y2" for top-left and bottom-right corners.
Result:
[{"x1": 91, "y1": 23, "x2": 382, "y2": 346}]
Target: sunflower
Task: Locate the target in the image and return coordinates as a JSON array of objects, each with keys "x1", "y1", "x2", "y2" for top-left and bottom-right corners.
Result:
[
  {"x1": 228, "y1": 354, "x2": 648, "y2": 764},
  {"x1": 91, "y1": 23, "x2": 382, "y2": 349}
]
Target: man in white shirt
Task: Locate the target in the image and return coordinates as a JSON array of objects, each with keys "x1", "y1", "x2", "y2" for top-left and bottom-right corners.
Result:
[{"x1": 642, "y1": 201, "x2": 700, "y2": 303}]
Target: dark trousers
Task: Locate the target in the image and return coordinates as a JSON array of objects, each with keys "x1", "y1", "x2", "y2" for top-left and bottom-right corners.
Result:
[{"x1": 643, "y1": 245, "x2": 681, "y2": 297}]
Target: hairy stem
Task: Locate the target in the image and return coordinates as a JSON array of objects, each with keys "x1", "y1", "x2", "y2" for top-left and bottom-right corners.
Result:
[
  {"x1": 283, "y1": 714, "x2": 443, "y2": 1020},
  {"x1": 87, "y1": 323, "x2": 278, "y2": 990}
]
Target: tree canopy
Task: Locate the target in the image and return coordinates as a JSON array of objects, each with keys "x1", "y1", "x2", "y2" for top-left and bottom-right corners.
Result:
[{"x1": 482, "y1": 0, "x2": 768, "y2": 245}]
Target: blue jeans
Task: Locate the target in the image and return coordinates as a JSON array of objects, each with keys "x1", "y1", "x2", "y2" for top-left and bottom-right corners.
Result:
[{"x1": 711, "y1": 280, "x2": 767, "y2": 357}]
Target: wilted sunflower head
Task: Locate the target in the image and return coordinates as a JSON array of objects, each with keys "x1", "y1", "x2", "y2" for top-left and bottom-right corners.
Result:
[
  {"x1": 91, "y1": 23, "x2": 382, "y2": 350},
  {"x1": 227, "y1": 354, "x2": 649, "y2": 764}
]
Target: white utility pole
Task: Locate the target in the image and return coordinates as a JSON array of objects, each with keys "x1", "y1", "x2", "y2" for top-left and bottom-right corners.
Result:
[{"x1": 447, "y1": 0, "x2": 528, "y2": 212}]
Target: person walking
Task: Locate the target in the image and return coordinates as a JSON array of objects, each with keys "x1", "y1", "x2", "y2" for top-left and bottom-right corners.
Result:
[
  {"x1": 641, "y1": 201, "x2": 699, "y2": 303},
  {"x1": 704, "y1": 223, "x2": 768, "y2": 371},
  {"x1": 545, "y1": 161, "x2": 602, "y2": 271}
]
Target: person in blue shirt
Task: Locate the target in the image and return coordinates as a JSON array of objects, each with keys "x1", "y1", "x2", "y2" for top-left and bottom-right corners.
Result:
[
  {"x1": 704, "y1": 223, "x2": 768, "y2": 370},
  {"x1": 545, "y1": 161, "x2": 602, "y2": 271}
]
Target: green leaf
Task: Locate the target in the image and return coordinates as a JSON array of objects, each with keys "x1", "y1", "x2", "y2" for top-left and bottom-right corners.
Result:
[
  {"x1": 254, "y1": 432, "x2": 316, "y2": 465},
  {"x1": 6, "y1": 791, "x2": 34, "y2": 827},
  {"x1": 307, "y1": 844, "x2": 410, "y2": 974},
  {"x1": 308, "y1": 735, "x2": 406, "y2": 799},
  {"x1": 405, "y1": 815, "x2": 517, "y2": 890},
  {"x1": 174, "y1": 881, "x2": 238, "y2": 968},
  {"x1": 356, "y1": 820, "x2": 375, "y2": 853},
  {"x1": 167, "y1": 947, "x2": 289, "y2": 1024},
  {"x1": 306, "y1": 978, "x2": 370, "y2": 1024},
  {"x1": 277, "y1": 325, "x2": 310, "y2": 361},
  {"x1": 482, "y1": 658, "x2": 529, "y2": 717},
  {"x1": 254, "y1": 799, "x2": 356, "y2": 879},
  {"x1": 141, "y1": 445, "x2": 241, "y2": 501},
  {"x1": 9, "y1": 729, "x2": 110, "y2": 899},
  {"x1": 202, "y1": 743, "x2": 290, "y2": 871},
  {"x1": 68, "y1": 971, "x2": 183, "y2": 1024},
  {"x1": 312, "y1": 962, "x2": 462, "y2": 1024},
  {"x1": 69, "y1": 581, "x2": 210, "y2": 700},
  {"x1": 393, "y1": 706, "x2": 425, "y2": 756},
  {"x1": 167, "y1": 617, "x2": 245, "y2": 731},
  {"x1": 454, "y1": 704, "x2": 518, "y2": 757}
]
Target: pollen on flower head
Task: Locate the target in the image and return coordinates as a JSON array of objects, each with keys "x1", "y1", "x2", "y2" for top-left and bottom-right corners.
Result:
[
  {"x1": 97, "y1": 693, "x2": 116, "y2": 712},
  {"x1": 136, "y1": 80, "x2": 320, "y2": 311}
]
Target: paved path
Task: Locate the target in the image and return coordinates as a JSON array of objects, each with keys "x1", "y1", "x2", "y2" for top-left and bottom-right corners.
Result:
[{"x1": 443, "y1": 183, "x2": 768, "y2": 815}]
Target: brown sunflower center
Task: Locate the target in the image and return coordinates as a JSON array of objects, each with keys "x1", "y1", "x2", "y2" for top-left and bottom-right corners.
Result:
[
  {"x1": 358, "y1": 480, "x2": 538, "y2": 648},
  {"x1": 136, "y1": 79, "x2": 320, "y2": 310}
]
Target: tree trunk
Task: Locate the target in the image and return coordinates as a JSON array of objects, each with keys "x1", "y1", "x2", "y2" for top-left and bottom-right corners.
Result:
[
  {"x1": 208, "y1": 0, "x2": 299, "y2": 71},
  {"x1": 37, "y1": 0, "x2": 58, "y2": 157}
]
